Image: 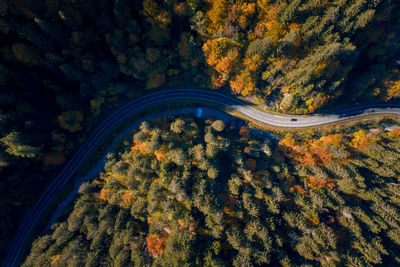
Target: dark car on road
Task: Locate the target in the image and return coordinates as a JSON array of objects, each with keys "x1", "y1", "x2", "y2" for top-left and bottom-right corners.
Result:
[{"x1": 291, "y1": 118, "x2": 297, "y2": 121}]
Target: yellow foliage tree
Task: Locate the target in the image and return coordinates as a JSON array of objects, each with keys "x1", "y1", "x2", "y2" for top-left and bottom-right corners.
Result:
[
  {"x1": 202, "y1": 38, "x2": 233, "y2": 67},
  {"x1": 206, "y1": 0, "x2": 228, "y2": 34},
  {"x1": 350, "y1": 130, "x2": 373, "y2": 151},
  {"x1": 230, "y1": 71, "x2": 257, "y2": 96},
  {"x1": 215, "y1": 57, "x2": 233, "y2": 74},
  {"x1": 154, "y1": 144, "x2": 168, "y2": 161},
  {"x1": 383, "y1": 80, "x2": 400, "y2": 101}
]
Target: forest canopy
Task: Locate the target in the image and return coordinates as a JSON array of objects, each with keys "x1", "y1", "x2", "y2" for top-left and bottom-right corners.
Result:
[
  {"x1": 1, "y1": 0, "x2": 400, "y2": 262},
  {"x1": 198, "y1": 0, "x2": 400, "y2": 112},
  {"x1": 23, "y1": 116, "x2": 400, "y2": 266}
]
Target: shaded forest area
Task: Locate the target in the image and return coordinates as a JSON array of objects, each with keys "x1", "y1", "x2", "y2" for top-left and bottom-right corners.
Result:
[
  {"x1": 0, "y1": 0, "x2": 208, "y2": 256},
  {"x1": 23, "y1": 116, "x2": 400, "y2": 266},
  {"x1": 1, "y1": 0, "x2": 400, "y2": 260}
]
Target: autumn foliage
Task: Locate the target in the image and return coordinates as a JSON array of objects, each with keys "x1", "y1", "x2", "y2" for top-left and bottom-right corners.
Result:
[
  {"x1": 130, "y1": 141, "x2": 148, "y2": 154},
  {"x1": 383, "y1": 80, "x2": 400, "y2": 101},
  {"x1": 98, "y1": 188, "x2": 111, "y2": 202},
  {"x1": 289, "y1": 185, "x2": 307, "y2": 195},
  {"x1": 154, "y1": 144, "x2": 168, "y2": 161},
  {"x1": 279, "y1": 134, "x2": 344, "y2": 166},
  {"x1": 239, "y1": 126, "x2": 250, "y2": 139},
  {"x1": 5, "y1": 0, "x2": 400, "y2": 264},
  {"x1": 22, "y1": 116, "x2": 400, "y2": 266},
  {"x1": 350, "y1": 130, "x2": 374, "y2": 151},
  {"x1": 309, "y1": 217, "x2": 320, "y2": 226},
  {"x1": 146, "y1": 233, "x2": 168, "y2": 258},
  {"x1": 120, "y1": 191, "x2": 135, "y2": 207},
  {"x1": 306, "y1": 176, "x2": 335, "y2": 190},
  {"x1": 389, "y1": 129, "x2": 400, "y2": 138}
]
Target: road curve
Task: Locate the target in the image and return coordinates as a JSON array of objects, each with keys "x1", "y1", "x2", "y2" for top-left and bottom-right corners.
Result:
[{"x1": 3, "y1": 89, "x2": 400, "y2": 266}]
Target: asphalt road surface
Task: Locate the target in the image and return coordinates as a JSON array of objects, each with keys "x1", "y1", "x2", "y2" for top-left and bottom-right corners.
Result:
[{"x1": 3, "y1": 89, "x2": 400, "y2": 267}]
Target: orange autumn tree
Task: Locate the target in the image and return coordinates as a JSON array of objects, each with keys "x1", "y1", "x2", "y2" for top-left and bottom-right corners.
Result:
[
  {"x1": 309, "y1": 217, "x2": 320, "y2": 226},
  {"x1": 289, "y1": 185, "x2": 307, "y2": 195},
  {"x1": 154, "y1": 144, "x2": 168, "y2": 161},
  {"x1": 230, "y1": 71, "x2": 257, "y2": 95},
  {"x1": 202, "y1": 0, "x2": 262, "y2": 93},
  {"x1": 256, "y1": 1, "x2": 285, "y2": 41},
  {"x1": 311, "y1": 147, "x2": 332, "y2": 165},
  {"x1": 278, "y1": 134, "x2": 296, "y2": 151},
  {"x1": 235, "y1": 2, "x2": 256, "y2": 30},
  {"x1": 350, "y1": 130, "x2": 374, "y2": 151},
  {"x1": 306, "y1": 176, "x2": 335, "y2": 190},
  {"x1": 146, "y1": 233, "x2": 168, "y2": 258},
  {"x1": 389, "y1": 129, "x2": 400, "y2": 138},
  {"x1": 200, "y1": 0, "x2": 296, "y2": 98},
  {"x1": 215, "y1": 57, "x2": 234, "y2": 75},
  {"x1": 130, "y1": 140, "x2": 148, "y2": 155},
  {"x1": 305, "y1": 93, "x2": 328, "y2": 113},
  {"x1": 120, "y1": 191, "x2": 135, "y2": 207},
  {"x1": 300, "y1": 146, "x2": 332, "y2": 166},
  {"x1": 211, "y1": 75, "x2": 226, "y2": 88},
  {"x1": 239, "y1": 126, "x2": 250, "y2": 139},
  {"x1": 244, "y1": 54, "x2": 262, "y2": 72},
  {"x1": 320, "y1": 134, "x2": 343, "y2": 147},
  {"x1": 50, "y1": 254, "x2": 62, "y2": 266},
  {"x1": 279, "y1": 134, "x2": 340, "y2": 166},
  {"x1": 98, "y1": 188, "x2": 112, "y2": 202},
  {"x1": 229, "y1": 54, "x2": 262, "y2": 95},
  {"x1": 206, "y1": 0, "x2": 256, "y2": 35},
  {"x1": 202, "y1": 38, "x2": 238, "y2": 88}
]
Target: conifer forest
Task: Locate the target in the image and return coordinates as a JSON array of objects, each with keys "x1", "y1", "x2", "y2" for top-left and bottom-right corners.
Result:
[{"x1": 1, "y1": 0, "x2": 400, "y2": 266}]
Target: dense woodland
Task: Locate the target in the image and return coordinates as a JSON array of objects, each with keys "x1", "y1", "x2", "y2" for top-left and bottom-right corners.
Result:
[
  {"x1": 1, "y1": 0, "x2": 400, "y2": 262},
  {"x1": 1, "y1": 0, "x2": 210, "y2": 255},
  {"x1": 23, "y1": 116, "x2": 400, "y2": 266},
  {"x1": 200, "y1": 0, "x2": 400, "y2": 112}
]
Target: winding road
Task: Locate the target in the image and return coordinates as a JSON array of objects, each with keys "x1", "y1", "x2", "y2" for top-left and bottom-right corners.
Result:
[{"x1": 3, "y1": 89, "x2": 400, "y2": 267}]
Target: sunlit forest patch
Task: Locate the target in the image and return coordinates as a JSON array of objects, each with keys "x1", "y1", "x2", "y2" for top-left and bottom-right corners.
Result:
[{"x1": 23, "y1": 117, "x2": 400, "y2": 266}]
